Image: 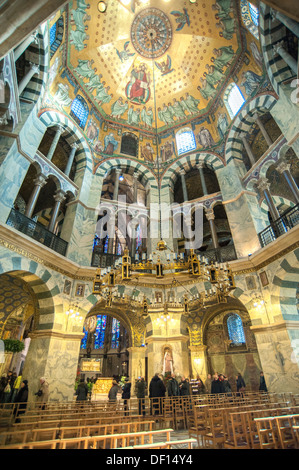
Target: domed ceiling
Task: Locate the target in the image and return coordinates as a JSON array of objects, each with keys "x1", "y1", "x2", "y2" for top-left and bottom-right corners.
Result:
[{"x1": 64, "y1": 0, "x2": 243, "y2": 132}]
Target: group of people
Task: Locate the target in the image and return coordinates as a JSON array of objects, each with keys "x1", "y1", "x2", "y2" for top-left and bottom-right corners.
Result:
[{"x1": 0, "y1": 371, "x2": 49, "y2": 421}]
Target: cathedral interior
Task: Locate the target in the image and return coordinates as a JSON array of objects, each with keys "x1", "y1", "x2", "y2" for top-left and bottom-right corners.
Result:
[{"x1": 0, "y1": 0, "x2": 299, "y2": 407}]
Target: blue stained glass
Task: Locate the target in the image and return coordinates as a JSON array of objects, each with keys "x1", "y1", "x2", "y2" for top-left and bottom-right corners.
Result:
[
  {"x1": 136, "y1": 224, "x2": 142, "y2": 252},
  {"x1": 94, "y1": 315, "x2": 107, "y2": 349},
  {"x1": 111, "y1": 317, "x2": 120, "y2": 349},
  {"x1": 80, "y1": 327, "x2": 88, "y2": 349},
  {"x1": 70, "y1": 95, "x2": 89, "y2": 129},
  {"x1": 176, "y1": 129, "x2": 197, "y2": 156},
  {"x1": 104, "y1": 236, "x2": 109, "y2": 253},
  {"x1": 50, "y1": 23, "x2": 57, "y2": 47},
  {"x1": 248, "y1": 2, "x2": 259, "y2": 26},
  {"x1": 227, "y1": 314, "x2": 246, "y2": 345},
  {"x1": 117, "y1": 242, "x2": 122, "y2": 255}
]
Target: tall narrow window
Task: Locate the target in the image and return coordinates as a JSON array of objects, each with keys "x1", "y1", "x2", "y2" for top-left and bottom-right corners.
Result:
[
  {"x1": 49, "y1": 16, "x2": 64, "y2": 59},
  {"x1": 176, "y1": 127, "x2": 197, "y2": 155},
  {"x1": 80, "y1": 327, "x2": 88, "y2": 350},
  {"x1": 224, "y1": 83, "x2": 245, "y2": 119},
  {"x1": 240, "y1": 0, "x2": 259, "y2": 39},
  {"x1": 227, "y1": 314, "x2": 246, "y2": 345},
  {"x1": 94, "y1": 315, "x2": 107, "y2": 349},
  {"x1": 70, "y1": 95, "x2": 89, "y2": 129},
  {"x1": 111, "y1": 317, "x2": 120, "y2": 349}
]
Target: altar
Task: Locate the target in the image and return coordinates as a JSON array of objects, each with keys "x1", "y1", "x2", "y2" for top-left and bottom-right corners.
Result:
[{"x1": 93, "y1": 377, "x2": 114, "y2": 395}]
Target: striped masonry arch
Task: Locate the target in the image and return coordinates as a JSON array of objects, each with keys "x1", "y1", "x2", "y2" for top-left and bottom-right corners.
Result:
[
  {"x1": 161, "y1": 151, "x2": 225, "y2": 191},
  {"x1": 225, "y1": 92, "x2": 278, "y2": 166},
  {"x1": 259, "y1": 2, "x2": 296, "y2": 95},
  {"x1": 38, "y1": 109, "x2": 93, "y2": 175}
]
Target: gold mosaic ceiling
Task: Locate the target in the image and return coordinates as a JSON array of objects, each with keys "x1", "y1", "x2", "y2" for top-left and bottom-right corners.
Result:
[{"x1": 64, "y1": 0, "x2": 243, "y2": 131}]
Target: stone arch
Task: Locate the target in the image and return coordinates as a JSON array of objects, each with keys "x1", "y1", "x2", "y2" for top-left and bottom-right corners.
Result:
[
  {"x1": 270, "y1": 249, "x2": 299, "y2": 319},
  {"x1": 38, "y1": 109, "x2": 93, "y2": 175},
  {"x1": 225, "y1": 92, "x2": 278, "y2": 168},
  {"x1": 259, "y1": 3, "x2": 296, "y2": 95},
  {"x1": 161, "y1": 151, "x2": 225, "y2": 191}
]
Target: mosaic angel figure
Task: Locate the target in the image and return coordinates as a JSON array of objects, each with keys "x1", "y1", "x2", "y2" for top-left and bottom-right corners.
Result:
[
  {"x1": 170, "y1": 8, "x2": 190, "y2": 31},
  {"x1": 116, "y1": 41, "x2": 135, "y2": 63}
]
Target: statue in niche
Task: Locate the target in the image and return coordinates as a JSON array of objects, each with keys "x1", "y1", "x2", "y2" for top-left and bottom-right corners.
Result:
[{"x1": 162, "y1": 347, "x2": 174, "y2": 375}]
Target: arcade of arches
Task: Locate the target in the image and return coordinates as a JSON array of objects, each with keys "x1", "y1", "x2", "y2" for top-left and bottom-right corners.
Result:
[{"x1": 0, "y1": 0, "x2": 299, "y2": 405}]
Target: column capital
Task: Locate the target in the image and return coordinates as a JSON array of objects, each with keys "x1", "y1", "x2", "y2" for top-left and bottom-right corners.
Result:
[
  {"x1": 115, "y1": 168, "x2": 122, "y2": 176},
  {"x1": 276, "y1": 160, "x2": 291, "y2": 174},
  {"x1": 133, "y1": 172, "x2": 139, "y2": 180},
  {"x1": 205, "y1": 207, "x2": 215, "y2": 220},
  {"x1": 256, "y1": 177, "x2": 270, "y2": 192},
  {"x1": 71, "y1": 142, "x2": 79, "y2": 150},
  {"x1": 196, "y1": 161, "x2": 205, "y2": 169},
  {"x1": 29, "y1": 62, "x2": 40, "y2": 75},
  {"x1": 273, "y1": 40, "x2": 285, "y2": 55},
  {"x1": 33, "y1": 173, "x2": 47, "y2": 188},
  {"x1": 270, "y1": 8, "x2": 278, "y2": 21},
  {"x1": 179, "y1": 168, "x2": 186, "y2": 176},
  {"x1": 54, "y1": 190, "x2": 66, "y2": 204}
]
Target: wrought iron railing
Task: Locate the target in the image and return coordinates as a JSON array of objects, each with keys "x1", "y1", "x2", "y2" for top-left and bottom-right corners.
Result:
[
  {"x1": 6, "y1": 208, "x2": 68, "y2": 256},
  {"x1": 258, "y1": 203, "x2": 299, "y2": 247},
  {"x1": 196, "y1": 244, "x2": 237, "y2": 263}
]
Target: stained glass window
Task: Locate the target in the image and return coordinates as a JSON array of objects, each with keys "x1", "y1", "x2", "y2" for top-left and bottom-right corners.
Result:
[
  {"x1": 70, "y1": 95, "x2": 89, "y2": 129},
  {"x1": 50, "y1": 16, "x2": 64, "y2": 59},
  {"x1": 136, "y1": 224, "x2": 142, "y2": 253},
  {"x1": 240, "y1": 0, "x2": 259, "y2": 39},
  {"x1": 80, "y1": 327, "x2": 88, "y2": 350},
  {"x1": 104, "y1": 236, "x2": 109, "y2": 253},
  {"x1": 224, "y1": 83, "x2": 245, "y2": 119},
  {"x1": 50, "y1": 23, "x2": 57, "y2": 47},
  {"x1": 227, "y1": 314, "x2": 246, "y2": 345},
  {"x1": 94, "y1": 315, "x2": 107, "y2": 349},
  {"x1": 176, "y1": 127, "x2": 197, "y2": 155},
  {"x1": 111, "y1": 317, "x2": 120, "y2": 349}
]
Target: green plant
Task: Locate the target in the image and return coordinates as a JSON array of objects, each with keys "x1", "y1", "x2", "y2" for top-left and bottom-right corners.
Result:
[{"x1": 3, "y1": 339, "x2": 25, "y2": 353}]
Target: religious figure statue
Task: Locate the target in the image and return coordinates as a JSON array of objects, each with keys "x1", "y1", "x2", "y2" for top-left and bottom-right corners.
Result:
[{"x1": 162, "y1": 348, "x2": 174, "y2": 375}]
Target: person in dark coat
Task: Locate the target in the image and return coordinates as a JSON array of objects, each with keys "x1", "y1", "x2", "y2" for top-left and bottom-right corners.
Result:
[
  {"x1": 122, "y1": 378, "x2": 131, "y2": 415},
  {"x1": 236, "y1": 373, "x2": 246, "y2": 395},
  {"x1": 136, "y1": 377, "x2": 146, "y2": 416},
  {"x1": 179, "y1": 376, "x2": 190, "y2": 396},
  {"x1": 167, "y1": 374, "x2": 179, "y2": 397},
  {"x1": 13, "y1": 380, "x2": 29, "y2": 423},
  {"x1": 223, "y1": 376, "x2": 232, "y2": 396},
  {"x1": 211, "y1": 373, "x2": 225, "y2": 394},
  {"x1": 259, "y1": 371, "x2": 268, "y2": 392},
  {"x1": 108, "y1": 380, "x2": 119, "y2": 402},
  {"x1": 0, "y1": 373, "x2": 8, "y2": 403},
  {"x1": 149, "y1": 374, "x2": 166, "y2": 415},
  {"x1": 76, "y1": 379, "x2": 89, "y2": 402}
]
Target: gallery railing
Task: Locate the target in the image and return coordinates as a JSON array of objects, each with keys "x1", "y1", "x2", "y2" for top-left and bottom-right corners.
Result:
[
  {"x1": 6, "y1": 208, "x2": 68, "y2": 256},
  {"x1": 258, "y1": 203, "x2": 299, "y2": 247}
]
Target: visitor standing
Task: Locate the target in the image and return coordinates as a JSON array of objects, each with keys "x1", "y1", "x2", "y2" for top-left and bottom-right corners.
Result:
[
  {"x1": 108, "y1": 380, "x2": 119, "y2": 402},
  {"x1": 167, "y1": 374, "x2": 179, "y2": 397},
  {"x1": 259, "y1": 371, "x2": 268, "y2": 392},
  {"x1": 136, "y1": 377, "x2": 146, "y2": 416},
  {"x1": 149, "y1": 373, "x2": 166, "y2": 415},
  {"x1": 179, "y1": 376, "x2": 190, "y2": 396},
  {"x1": 204, "y1": 374, "x2": 212, "y2": 394},
  {"x1": 236, "y1": 373, "x2": 246, "y2": 395},
  {"x1": 211, "y1": 373, "x2": 225, "y2": 394},
  {"x1": 76, "y1": 378, "x2": 89, "y2": 402},
  {"x1": 35, "y1": 377, "x2": 49, "y2": 410},
  {"x1": 13, "y1": 380, "x2": 29, "y2": 423},
  {"x1": 122, "y1": 377, "x2": 131, "y2": 415}
]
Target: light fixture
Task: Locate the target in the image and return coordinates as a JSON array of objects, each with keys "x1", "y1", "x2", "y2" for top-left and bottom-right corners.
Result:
[
  {"x1": 65, "y1": 302, "x2": 83, "y2": 329},
  {"x1": 97, "y1": 1, "x2": 107, "y2": 13}
]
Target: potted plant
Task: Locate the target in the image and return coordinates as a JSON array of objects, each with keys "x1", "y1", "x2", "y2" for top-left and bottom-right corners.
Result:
[{"x1": 3, "y1": 339, "x2": 25, "y2": 353}]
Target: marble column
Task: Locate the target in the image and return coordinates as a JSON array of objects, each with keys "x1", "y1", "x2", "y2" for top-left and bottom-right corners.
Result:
[
  {"x1": 205, "y1": 208, "x2": 219, "y2": 249},
  {"x1": 24, "y1": 173, "x2": 47, "y2": 218},
  {"x1": 241, "y1": 132, "x2": 256, "y2": 166},
  {"x1": 196, "y1": 162, "x2": 208, "y2": 196},
  {"x1": 18, "y1": 62, "x2": 39, "y2": 95},
  {"x1": 253, "y1": 113, "x2": 273, "y2": 147},
  {"x1": 14, "y1": 30, "x2": 38, "y2": 61},
  {"x1": 107, "y1": 218, "x2": 115, "y2": 254},
  {"x1": 133, "y1": 172, "x2": 138, "y2": 203},
  {"x1": 64, "y1": 143, "x2": 78, "y2": 178},
  {"x1": 189, "y1": 345, "x2": 208, "y2": 380},
  {"x1": 113, "y1": 168, "x2": 122, "y2": 201},
  {"x1": 179, "y1": 169, "x2": 188, "y2": 202},
  {"x1": 273, "y1": 41, "x2": 298, "y2": 75},
  {"x1": 257, "y1": 177, "x2": 280, "y2": 221},
  {"x1": 276, "y1": 160, "x2": 299, "y2": 203},
  {"x1": 271, "y1": 9, "x2": 299, "y2": 38},
  {"x1": 127, "y1": 346, "x2": 147, "y2": 395},
  {"x1": 48, "y1": 190, "x2": 66, "y2": 233},
  {"x1": 47, "y1": 125, "x2": 64, "y2": 161}
]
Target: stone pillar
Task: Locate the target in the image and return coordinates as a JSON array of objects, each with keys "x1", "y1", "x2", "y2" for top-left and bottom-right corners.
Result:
[
  {"x1": 196, "y1": 162, "x2": 208, "y2": 196},
  {"x1": 14, "y1": 30, "x2": 38, "y2": 61},
  {"x1": 24, "y1": 173, "x2": 47, "y2": 218},
  {"x1": 107, "y1": 218, "x2": 115, "y2": 254},
  {"x1": 18, "y1": 62, "x2": 39, "y2": 95},
  {"x1": 205, "y1": 208, "x2": 219, "y2": 249},
  {"x1": 189, "y1": 345, "x2": 208, "y2": 380},
  {"x1": 257, "y1": 177, "x2": 280, "y2": 221},
  {"x1": 113, "y1": 168, "x2": 122, "y2": 201},
  {"x1": 47, "y1": 125, "x2": 64, "y2": 161},
  {"x1": 64, "y1": 143, "x2": 78, "y2": 178},
  {"x1": 273, "y1": 41, "x2": 298, "y2": 75},
  {"x1": 276, "y1": 160, "x2": 299, "y2": 203},
  {"x1": 48, "y1": 190, "x2": 66, "y2": 233},
  {"x1": 271, "y1": 9, "x2": 299, "y2": 38},
  {"x1": 241, "y1": 133, "x2": 256, "y2": 167},
  {"x1": 133, "y1": 172, "x2": 138, "y2": 203},
  {"x1": 179, "y1": 169, "x2": 188, "y2": 202},
  {"x1": 127, "y1": 346, "x2": 147, "y2": 395},
  {"x1": 253, "y1": 113, "x2": 273, "y2": 147}
]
